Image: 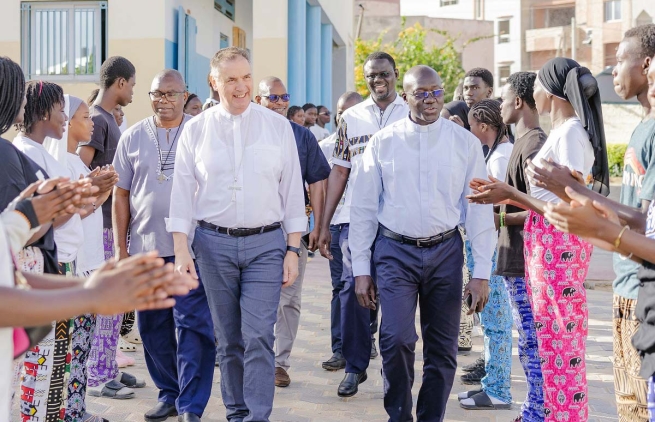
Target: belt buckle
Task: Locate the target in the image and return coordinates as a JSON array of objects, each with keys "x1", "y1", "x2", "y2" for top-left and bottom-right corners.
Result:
[
  {"x1": 416, "y1": 237, "x2": 430, "y2": 248},
  {"x1": 226, "y1": 227, "x2": 232, "y2": 236}
]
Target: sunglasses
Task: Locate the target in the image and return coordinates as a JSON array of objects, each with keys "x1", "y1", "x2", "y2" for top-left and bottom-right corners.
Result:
[
  {"x1": 262, "y1": 94, "x2": 290, "y2": 103},
  {"x1": 410, "y1": 89, "x2": 445, "y2": 99},
  {"x1": 319, "y1": 111, "x2": 331, "y2": 116}
]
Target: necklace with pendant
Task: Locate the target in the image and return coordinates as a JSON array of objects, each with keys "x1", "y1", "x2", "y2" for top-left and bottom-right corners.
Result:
[{"x1": 150, "y1": 117, "x2": 182, "y2": 183}]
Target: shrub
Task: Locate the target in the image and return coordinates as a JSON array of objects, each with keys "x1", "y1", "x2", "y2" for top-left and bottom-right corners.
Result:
[{"x1": 607, "y1": 143, "x2": 627, "y2": 178}]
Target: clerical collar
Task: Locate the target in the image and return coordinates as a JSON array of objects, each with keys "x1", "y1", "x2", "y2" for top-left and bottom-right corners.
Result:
[
  {"x1": 405, "y1": 115, "x2": 442, "y2": 133},
  {"x1": 215, "y1": 101, "x2": 253, "y2": 120}
]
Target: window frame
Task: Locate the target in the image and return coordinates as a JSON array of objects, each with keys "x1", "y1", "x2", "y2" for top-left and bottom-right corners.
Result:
[
  {"x1": 498, "y1": 19, "x2": 510, "y2": 44},
  {"x1": 21, "y1": 1, "x2": 107, "y2": 81},
  {"x1": 439, "y1": 0, "x2": 459, "y2": 6},
  {"x1": 604, "y1": 0, "x2": 621, "y2": 22}
]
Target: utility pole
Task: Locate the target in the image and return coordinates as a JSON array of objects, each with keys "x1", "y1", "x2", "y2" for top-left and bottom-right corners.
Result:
[
  {"x1": 571, "y1": 16, "x2": 577, "y2": 61},
  {"x1": 356, "y1": 3, "x2": 365, "y2": 39}
]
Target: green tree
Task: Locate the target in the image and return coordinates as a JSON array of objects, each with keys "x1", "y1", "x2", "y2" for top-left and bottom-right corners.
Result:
[{"x1": 355, "y1": 21, "x2": 487, "y2": 102}]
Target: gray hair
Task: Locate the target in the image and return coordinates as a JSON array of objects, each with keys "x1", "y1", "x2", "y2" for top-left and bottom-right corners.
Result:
[
  {"x1": 153, "y1": 69, "x2": 186, "y2": 87},
  {"x1": 210, "y1": 47, "x2": 250, "y2": 77}
]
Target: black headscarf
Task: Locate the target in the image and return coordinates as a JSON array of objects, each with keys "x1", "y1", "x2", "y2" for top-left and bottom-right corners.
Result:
[{"x1": 538, "y1": 57, "x2": 610, "y2": 196}]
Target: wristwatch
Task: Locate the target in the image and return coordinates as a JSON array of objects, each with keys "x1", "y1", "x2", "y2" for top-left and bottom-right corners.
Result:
[{"x1": 286, "y1": 246, "x2": 301, "y2": 257}]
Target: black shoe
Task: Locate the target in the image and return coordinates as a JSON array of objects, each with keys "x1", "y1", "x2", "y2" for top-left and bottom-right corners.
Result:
[
  {"x1": 322, "y1": 352, "x2": 346, "y2": 371},
  {"x1": 462, "y1": 356, "x2": 485, "y2": 372},
  {"x1": 370, "y1": 342, "x2": 379, "y2": 359},
  {"x1": 458, "y1": 345, "x2": 472, "y2": 356},
  {"x1": 337, "y1": 371, "x2": 367, "y2": 397},
  {"x1": 145, "y1": 402, "x2": 178, "y2": 422},
  {"x1": 178, "y1": 413, "x2": 200, "y2": 422},
  {"x1": 460, "y1": 365, "x2": 486, "y2": 385}
]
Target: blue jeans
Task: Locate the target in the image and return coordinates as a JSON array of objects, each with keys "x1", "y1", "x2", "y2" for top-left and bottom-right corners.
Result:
[
  {"x1": 138, "y1": 257, "x2": 215, "y2": 416},
  {"x1": 375, "y1": 232, "x2": 464, "y2": 422},
  {"x1": 193, "y1": 226, "x2": 286, "y2": 422},
  {"x1": 329, "y1": 224, "x2": 344, "y2": 354}
]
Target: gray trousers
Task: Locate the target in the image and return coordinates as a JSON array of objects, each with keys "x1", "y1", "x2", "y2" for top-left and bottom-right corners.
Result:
[
  {"x1": 274, "y1": 243, "x2": 308, "y2": 370},
  {"x1": 193, "y1": 225, "x2": 285, "y2": 422}
]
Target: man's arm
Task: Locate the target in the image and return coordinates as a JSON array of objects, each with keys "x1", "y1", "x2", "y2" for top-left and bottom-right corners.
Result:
[
  {"x1": 77, "y1": 113, "x2": 107, "y2": 166},
  {"x1": 113, "y1": 187, "x2": 131, "y2": 261},
  {"x1": 307, "y1": 181, "x2": 325, "y2": 250},
  {"x1": 318, "y1": 165, "x2": 350, "y2": 259},
  {"x1": 304, "y1": 129, "x2": 331, "y2": 250}
]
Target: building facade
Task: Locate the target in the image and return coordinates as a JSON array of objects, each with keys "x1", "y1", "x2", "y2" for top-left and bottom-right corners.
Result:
[{"x1": 0, "y1": 0, "x2": 354, "y2": 125}]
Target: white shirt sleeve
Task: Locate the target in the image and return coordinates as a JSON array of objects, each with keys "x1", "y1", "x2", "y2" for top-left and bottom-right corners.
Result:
[
  {"x1": 555, "y1": 126, "x2": 588, "y2": 175},
  {"x1": 463, "y1": 139, "x2": 497, "y2": 280},
  {"x1": 166, "y1": 124, "x2": 197, "y2": 236},
  {"x1": 487, "y1": 154, "x2": 510, "y2": 181},
  {"x1": 350, "y1": 135, "x2": 383, "y2": 277},
  {"x1": 279, "y1": 121, "x2": 308, "y2": 234}
]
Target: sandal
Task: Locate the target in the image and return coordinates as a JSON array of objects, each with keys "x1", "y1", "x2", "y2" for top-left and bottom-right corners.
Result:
[
  {"x1": 118, "y1": 337, "x2": 137, "y2": 352},
  {"x1": 459, "y1": 391, "x2": 512, "y2": 410},
  {"x1": 87, "y1": 380, "x2": 135, "y2": 399},
  {"x1": 118, "y1": 371, "x2": 146, "y2": 388},
  {"x1": 457, "y1": 389, "x2": 483, "y2": 401}
]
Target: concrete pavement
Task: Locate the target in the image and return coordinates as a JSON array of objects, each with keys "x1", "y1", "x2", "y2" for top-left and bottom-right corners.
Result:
[{"x1": 33, "y1": 256, "x2": 618, "y2": 422}]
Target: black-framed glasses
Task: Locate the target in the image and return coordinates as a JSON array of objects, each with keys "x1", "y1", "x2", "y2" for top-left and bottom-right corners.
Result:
[
  {"x1": 365, "y1": 71, "x2": 393, "y2": 81},
  {"x1": 262, "y1": 93, "x2": 290, "y2": 103},
  {"x1": 149, "y1": 91, "x2": 185, "y2": 101},
  {"x1": 410, "y1": 89, "x2": 445, "y2": 99}
]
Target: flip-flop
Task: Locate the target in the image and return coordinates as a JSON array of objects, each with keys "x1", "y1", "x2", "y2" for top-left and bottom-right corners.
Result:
[
  {"x1": 459, "y1": 391, "x2": 512, "y2": 410},
  {"x1": 87, "y1": 380, "x2": 135, "y2": 399},
  {"x1": 457, "y1": 389, "x2": 483, "y2": 401},
  {"x1": 118, "y1": 371, "x2": 146, "y2": 388}
]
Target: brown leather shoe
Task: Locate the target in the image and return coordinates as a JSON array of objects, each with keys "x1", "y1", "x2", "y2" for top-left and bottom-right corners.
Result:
[{"x1": 275, "y1": 367, "x2": 290, "y2": 387}]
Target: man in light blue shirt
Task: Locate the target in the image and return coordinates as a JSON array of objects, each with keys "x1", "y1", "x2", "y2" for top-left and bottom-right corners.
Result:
[{"x1": 349, "y1": 65, "x2": 496, "y2": 421}]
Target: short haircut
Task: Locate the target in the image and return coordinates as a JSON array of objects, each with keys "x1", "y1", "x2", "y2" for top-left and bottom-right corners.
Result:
[
  {"x1": 465, "y1": 67, "x2": 494, "y2": 88},
  {"x1": 19, "y1": 80, "x2": 65, "y2": 133},
  {"x1": 99, "y1": 56, "x2": 136, "y2": 90},
  {"x1": 210, "y1": 47, "x2": 250, "y2": 77},
  {"x1": 153, "y1": 69, "x2": 186, "y2": 89},
  {"x1": 287, "y1": 105, "x2": 302, "y2": 120},
  {"x1": 364, "y1": 51, "x2": 396, "y2": 69},
  {"x1": 338, "y1": 91, "x2": 364, "y2": 104},
  {"x1": 506, "y1": 71, "x2": 537, "y2": 110},
  {"x1": 302, "y1": 103, "x2": 317, "y2": 112},
  {"x1": 258, "y1": 76, "x2": 284, "y2": 96},
  {"x1": 624, "y1": 24, "x2": 655, "y2": 59}
]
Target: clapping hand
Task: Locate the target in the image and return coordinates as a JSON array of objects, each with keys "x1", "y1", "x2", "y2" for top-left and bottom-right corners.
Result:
[
  {"x1": 526, "y1": 158, "x2": 585, "y2": 202},
  {"x1": 22, "y1": 177, "x2": 99, "y2": 225},
  {"x1": 466, "y1": 176, "x2": 515, "y2": 205}
]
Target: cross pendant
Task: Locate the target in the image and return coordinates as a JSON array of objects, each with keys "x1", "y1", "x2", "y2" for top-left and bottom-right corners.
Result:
[
  {"x1": 157, "y1": 173, "x2": 166, "y2": 183},
  {"x1": 229, "y1": 184, "x2": 241, "y2": 202}
]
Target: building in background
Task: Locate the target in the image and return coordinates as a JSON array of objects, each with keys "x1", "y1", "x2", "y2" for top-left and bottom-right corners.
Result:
[
  {"x1": 357, "y1": 0, "x2": 494, "y2": 73},
  {"x1": 0, "y1": 0, "x2": 354, "y2": 125}
]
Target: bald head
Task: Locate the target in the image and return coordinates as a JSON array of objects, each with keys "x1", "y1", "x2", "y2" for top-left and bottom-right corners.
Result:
[
  {"x1": 334, "y1": 91, "x2": 364, "y2": 126},
  {"x1": 258, "y1": 76, "x2": 285, "y2": 96},
  {"x1": 403, "y1": 66, "x2": 442, "y2": 93},
  {"x1": 150, "y1": 69, "x2": 187, "y2": 123},
  {"x1": 152, "y1": 69, "x2": 186, "y2": 90},
  {"x1": 402, "y1": 65, "x2": 444, "y2": 126},
  {"x1": 255, "y1": 76, "x2": 290, "y2": 116}
]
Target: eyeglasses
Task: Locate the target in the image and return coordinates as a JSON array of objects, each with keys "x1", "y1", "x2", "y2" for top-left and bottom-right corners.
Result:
[
  {"x1": 319, "y1": 111, "x2": 331, "y2": 116},
  {"x1": 261, "y1": 94, "x2": 290, "y2": 103},
  {"x1": 410, "y1": 89, "x2": 445, "y2": 99},
  {"x1": 149, "y1": 91, "x2": 185, "y2": 101},
  {"x1": 365, "y1": 71, "x2": 393, "y2": 81}
]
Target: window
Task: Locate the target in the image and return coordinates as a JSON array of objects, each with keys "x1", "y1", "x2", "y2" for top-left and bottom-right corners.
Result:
[
  {"x1": 220, "y1": 33, "x2": 229, "y2": 49},
  {"x1": 21, "y1": 1, "x2": 107, "y2": 80},
  {"x1": 232, "y1": 26, "x2": 246, "y2": 48},
  {"x1": 498, "y1": 19, "x2": 510, "y2": 44},
  {"x1": 214, "y1": 0, "x2": 235, "y2": 21},
  {"x1": 475, "y1": 0, "x2": 483, "y2": 19},
  {"x1": 440, "y1": 0, "x2": 458, "y2": 6},
  {"x1": 604, "y1": 0, "x2": 621, "y2": 22},
  {"x1": 498, "y1": 65, "x2": 511, "y2": 84}
]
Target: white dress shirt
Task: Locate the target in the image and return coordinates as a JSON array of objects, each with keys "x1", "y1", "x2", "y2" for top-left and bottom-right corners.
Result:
[
  {"x1": 331, "y1": 94, "x2": 409, "y2": 225},
  {"x1": 349, "y1": 117, "x2": 497, "y2": 279},
  {"x1": 319, "y1": 133, "x2": 344, "y2": 225},
  {"x1": 166, "y1": 103, "x2": 307, "y2": 236},
  {"x1": 310, "y1": 124, "x2": 330, "y2": 141}
]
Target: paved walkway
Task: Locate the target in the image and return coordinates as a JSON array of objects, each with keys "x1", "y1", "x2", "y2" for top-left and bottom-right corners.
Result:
[{"x1": 14, "y1": 255, "x2": 619, "y2": 421}]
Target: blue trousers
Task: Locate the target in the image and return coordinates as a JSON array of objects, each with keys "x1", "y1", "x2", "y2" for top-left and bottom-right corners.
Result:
[
  {"x1": 329, "y1": 224, "x2": 344, "y2": 354},
  {"x1": 504, "y1": 276, "x2": 545, "y2": 421},
  {"x1": 339, "y1": 224, "x2": 378, "y2": 374},
  {"x1": 375, "y1": 232, "x2": 463, "y2": 422},
  {"x1": 138, "y1": 257, "x2": 215, "y2": 416},
  {"x1": 193, "y1": 226, "x2": 285, "y2": 422}
]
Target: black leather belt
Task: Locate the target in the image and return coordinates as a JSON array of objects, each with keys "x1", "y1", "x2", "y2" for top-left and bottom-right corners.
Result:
[
  {"x1": 379, "y1": 225, "x2": 458, "y2": 248},
  {"x1": 198, "y1": 220, "x2": 281, "y2": 237}
]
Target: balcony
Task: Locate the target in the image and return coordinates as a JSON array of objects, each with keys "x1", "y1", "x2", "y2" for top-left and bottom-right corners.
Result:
[{"x1": 525, "y1": 25, "x2": 570, "y2": 52}]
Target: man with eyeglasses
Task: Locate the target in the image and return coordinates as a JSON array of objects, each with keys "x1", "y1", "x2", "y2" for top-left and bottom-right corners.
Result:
[
  {"x1": 255, "y1": 76, "x2": 330, "y2": 388},
  {"x1": 113, "y1": 69, "x2": 215, "y2": 422},
  {"x1": 310, "y1": 105, "x2": 331, "y2": 141},
  {"x1": 348, "y1": 65, "x2": 495, "y2": 421},
  {"x1": 317, "y1": 51, "x2": 408, "y2": 398}
]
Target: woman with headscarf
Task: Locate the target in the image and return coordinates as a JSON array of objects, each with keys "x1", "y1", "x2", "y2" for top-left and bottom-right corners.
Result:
[{"x1": 467, "y1": 57, "x2": 609, "y2": 421}]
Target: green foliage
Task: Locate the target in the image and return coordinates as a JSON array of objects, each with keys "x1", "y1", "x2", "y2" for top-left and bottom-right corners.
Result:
[
  {"x1": 607, "y1": 143, "x2": 627, "y2": 177},
  {"x1": 355, "y1": 21, "x2": 488, "y2": 102}
]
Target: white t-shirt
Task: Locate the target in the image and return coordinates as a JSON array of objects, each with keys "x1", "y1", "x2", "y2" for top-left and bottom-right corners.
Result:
[
  {"x1": 13, "y1": 135, "x2": 84, "y2": 263},
  {"x1": 310, "y1": 124, "x2": 330, "y2": 141},
  {"x1": 486, "y1": 142, "x2": 514, "y2": 181},
  {"x1": 529, "y1": 117, "x2": 594, "y2": 204},
  {"x1": 67, "y1": 153, "x2": 105, "y2": 273}
]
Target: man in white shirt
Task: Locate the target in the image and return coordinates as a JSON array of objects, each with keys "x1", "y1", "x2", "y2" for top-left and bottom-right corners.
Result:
[
  {"x1": 167, "y1": 47, "x2": 306, "y2": 421},
  {"x1": 349, "y1": 65, "x2": 496, "y2": 421},
  {"x1": 317, "y1": 91, "x2": 363, "y2": 371},
  {"x1": 317, "y1": 51, "x2": 409, "y2": 397}
]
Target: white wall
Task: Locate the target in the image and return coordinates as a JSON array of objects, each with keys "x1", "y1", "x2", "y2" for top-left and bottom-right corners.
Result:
[{"x1": 401, "y1": 0, "x2": 475, "y2": 19}]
